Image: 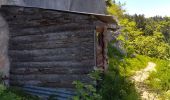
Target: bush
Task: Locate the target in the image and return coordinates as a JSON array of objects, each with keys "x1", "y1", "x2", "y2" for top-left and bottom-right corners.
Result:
[
  {"x1": 0, "y1": 84, "x2": 39, "y2": 100},
  {"x1": 73, "y1": 81, "x2": 102, "y2": 100},
  {"x1": 99, "y1": 45, "x2": 140, "y2": 100},
  {"x1": 132, "y1": 32, "x2": 170, "y2": 59},
  {"x1": 73, "y1": 70, "x2": 102, "y2": 100}
]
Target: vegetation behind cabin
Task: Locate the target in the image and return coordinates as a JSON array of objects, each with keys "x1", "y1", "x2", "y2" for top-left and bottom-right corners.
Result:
[
  {"x1": 0, "y1": 0, "x2": 170, "y2": 100},
  {"x1": 74, "y1": 0, "x2": 170, "y2": 100}
]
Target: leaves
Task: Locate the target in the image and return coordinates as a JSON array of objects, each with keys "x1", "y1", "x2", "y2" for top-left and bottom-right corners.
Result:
[{"x1": 73, "y1": 80, "x2": 102, "y2": 100}]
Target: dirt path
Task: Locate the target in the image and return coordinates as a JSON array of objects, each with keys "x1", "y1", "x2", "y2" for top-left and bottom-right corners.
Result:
[{"x1": 131, "y1": 62, "x2": 159, "y2": 100}]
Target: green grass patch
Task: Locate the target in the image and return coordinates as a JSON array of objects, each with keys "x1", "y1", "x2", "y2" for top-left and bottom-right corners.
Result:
[
  {"x1": 0, "y1": 84, "x2": 39, "y2": 100},
  {"x1": 105, "y1": 47, "x2": 170, "y2": 100},
  {"x1": 121, "y1": 55, "x2": 152, "y2": 77},
  {"x1": 145, "y1": 59, "x2": 170, "y2": 99},
  {"x1": 101, "y1": 46, "x2": 143, "y2": 100}
]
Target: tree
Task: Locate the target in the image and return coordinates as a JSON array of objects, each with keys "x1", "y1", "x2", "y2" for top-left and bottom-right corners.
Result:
[{"x1": 106, "y1": 0, "x2": 125, "y2": 20}]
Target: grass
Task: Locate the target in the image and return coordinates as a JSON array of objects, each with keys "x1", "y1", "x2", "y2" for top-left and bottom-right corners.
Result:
[
  {"x1": 74, "y1": 52, "x2": 170, "y2": 100},
  {"x1": 106, "y1": 44, "x2": 170, "y2": 100},
  {"x1": 123, "y1": 55, "x2": 170, "y2": 99},
  {"x1": 101, "y1": 45, "x2": 142, "y2": 100},
  {"x1": 0, "y1": 84, "x2": 39, "y2": 100},
  {"x1": 145, "y1": 58, "x2": 170, "y2": 99},
  {"x1": 120, "y1": 55, "x2": 152, "y2": 77},
  {"x1": 120, "y1": 54, "x2": 170, "y2": 100}
]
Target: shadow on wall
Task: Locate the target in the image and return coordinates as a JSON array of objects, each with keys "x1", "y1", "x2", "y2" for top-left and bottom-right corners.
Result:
[{"x1": 0, "y1": 13, "x2": 9, "y2": 85}]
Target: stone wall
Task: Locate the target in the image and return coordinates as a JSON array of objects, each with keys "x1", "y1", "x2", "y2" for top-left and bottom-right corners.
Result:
[
  {"x1": 1, "y1": 6, "x2": 96, "y2": 88},
  {"x1": 0, "y1": 12, "x2": 9, "y2": 85}
]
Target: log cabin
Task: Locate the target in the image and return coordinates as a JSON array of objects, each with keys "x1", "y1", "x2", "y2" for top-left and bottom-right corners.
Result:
[{"x1": 0, "y1": 0, "x2": 118, "y2": 99}]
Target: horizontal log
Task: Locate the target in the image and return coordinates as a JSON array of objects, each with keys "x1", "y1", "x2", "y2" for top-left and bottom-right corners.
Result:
[
  {"x1": 7, "y1": 18, "x2": 92, "y2": 28},
  {"x1": 9, "y1": 24, "x2": 95, "y2": 37},
  {"x1": 10, "y1": 60, "x2": 94, "y2": 68},
  {"x1": 10, "y1": 54, "x2": 94, "y2": 62},
  {"x1": 10, "y1": 67, "x2": 93, "y2": 75},
  {"x1": 9, "y1": 48, "x2": 79, "y2": 57},
  {"x1": 9, "y1": 31, "x2": 93, "y2": 44},
  {"x1": 9, "y1": 48, "x2": 94, "y2": 57},
  {"x1": 9, "y1": 39, "x2": 94, "y2": 50},
  {"x1": 10, "y1": 79, "x2": 92, "y2": 88},
  {"x1": 10, "y1": 74, "x2": 91, "y2": 83}
]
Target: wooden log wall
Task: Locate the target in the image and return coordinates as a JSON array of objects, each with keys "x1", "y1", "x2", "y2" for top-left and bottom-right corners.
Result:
[{"x1": 1, "y1": 6, "x2": 96, "y2": 88}]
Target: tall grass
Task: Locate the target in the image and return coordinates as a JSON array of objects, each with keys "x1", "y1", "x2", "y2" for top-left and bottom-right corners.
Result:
[{"x1": 145, "y1": 59, "x2": 170, "y2": 99}]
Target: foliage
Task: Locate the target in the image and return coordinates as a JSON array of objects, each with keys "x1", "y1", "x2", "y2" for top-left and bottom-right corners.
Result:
[
  {"x1": 118, "y1": 16, "x2": 170, "y2": 59},
  {"x1": 0, "y1": 84, "x2": 39, "y2": 100},
  {"x1": 106, "y1": 0, "x2": 125, "y2": 19},
  {"x1": 121, "y1": 55, "x2": 151, "y2": 77},
  {"x1": 99, "y1": 44, "x2": 141, "y2": 100},
  {"x1": 105, "y1": 0, "x2": 170, "y2": 100},
  {"x1": 0, "y1": 0, "x2": 169, "y2": 100},
  {"x1": 132, "y1": 32, "x2": 170, "y2": 59},
  {"x1": 73, "y1": 70, "x2": 102, "y2": 100},
  {"x1": 73, "y1": 81, "x2": 102, "y2": 100},
  {"x1": 145, "y1": 59, "x2": 170, "y2": 99}
]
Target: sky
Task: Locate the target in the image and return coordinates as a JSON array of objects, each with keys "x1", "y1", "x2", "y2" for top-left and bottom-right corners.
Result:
[{"x1": 116, "y1": 0, "x2": 170, "y2": 17}]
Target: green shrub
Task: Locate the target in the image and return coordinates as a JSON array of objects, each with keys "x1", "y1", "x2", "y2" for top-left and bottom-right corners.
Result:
[
  {"x1": 100, "y1": 72, "x2": 140, "y2": 100},
  {"x1": 132, "y1": 32, "x2": 170, "y2": 59},
  {"x1": 0, "y1": 84, "x2": 39, "y2": 100},
  {"x1": 99, "y1": 45, "x2": 140, "y2": 100},
  {"x1": 73, "y1": 70, "x2": 102, "y2": 100},
  {"x1": 73, "y1": 81, "x2": 102, "y2": 100}
]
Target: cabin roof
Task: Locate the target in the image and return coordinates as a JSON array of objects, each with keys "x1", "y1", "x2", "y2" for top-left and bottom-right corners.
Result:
[
  {"x1": 1, "y1": 0, "x2": 106, "y2": 14},
  {"x1": 0, "y1": 0, "x2": 118, "y2": 24}
]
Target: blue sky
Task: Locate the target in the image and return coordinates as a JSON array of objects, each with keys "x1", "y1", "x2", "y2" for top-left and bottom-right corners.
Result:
[{"x1": 116, "y1": 0, "x2": 170, "y2": 17}]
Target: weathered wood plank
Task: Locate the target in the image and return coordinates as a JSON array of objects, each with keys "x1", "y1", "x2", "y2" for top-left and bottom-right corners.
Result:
[
  {"x1": 10, "y1": 60, "x2": 94, "y2": 68},
  {"x1": 3, "y1": 6, "x2": 96, "y2": 89},
  {"x1": 9, "y1": 43, "x2": 94, "y2": 50},
  {"x1": 9, "y1": 48, "x2": 79, "y2": 56},
  {"x1": 9, "y1": 37, "x2": 94, "y2": 48},
  {"x1": 10, "y1": 54, "x2": 94, "y2": 62},
  {"x1": 7, "y1": 19, "x2": 93, "y2": 28},
  {"x1": 10, "y1": 67, "x2": 93, "y2": 75},
  {"x1": 9, "y1": 47, "x2": 93, "y2": 57},
  {"x1": 9, "y1": 24, "x2": 95, "y2": 37},
  {"x1": 9, "y1": 31, "x2": 93, "y2": 44},
  {"x1": 10, "y1": 74, "x2": 91, "y2": 82}
]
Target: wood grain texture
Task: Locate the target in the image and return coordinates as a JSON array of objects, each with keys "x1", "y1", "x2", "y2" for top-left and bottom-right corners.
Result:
[{"x1": 1, "y1": 6, "x2": 96, "y2": 88}]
